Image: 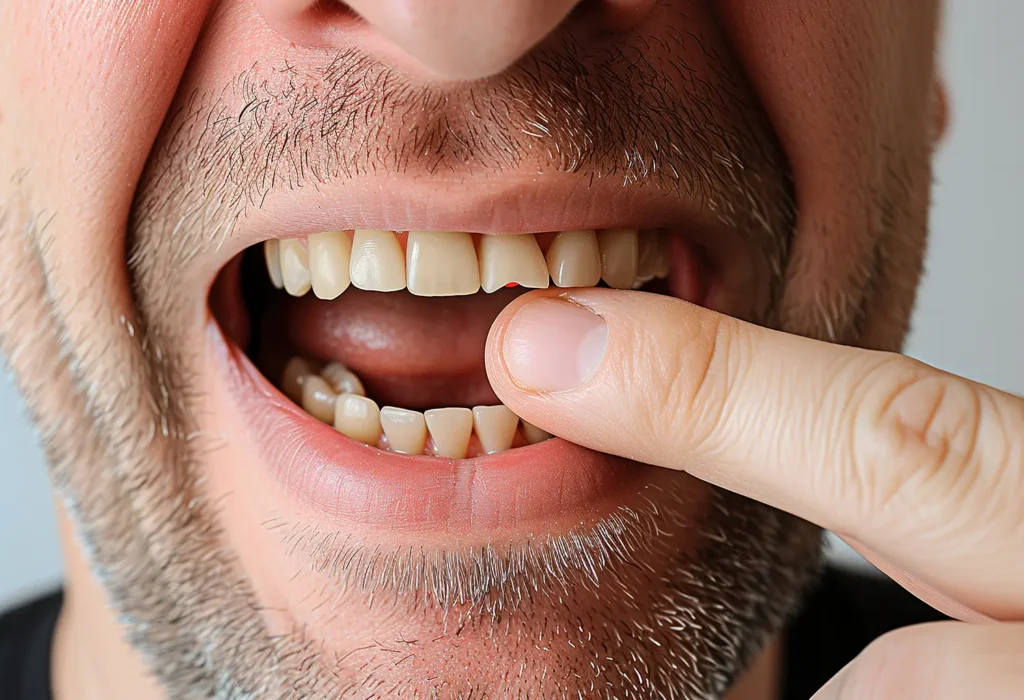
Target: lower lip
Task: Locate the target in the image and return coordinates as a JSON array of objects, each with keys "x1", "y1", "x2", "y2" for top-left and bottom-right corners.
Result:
[{"x1": 211, "y1": 320, "x2": 674, "y2": 535}]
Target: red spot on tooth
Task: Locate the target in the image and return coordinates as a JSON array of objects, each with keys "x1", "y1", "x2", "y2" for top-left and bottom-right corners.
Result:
[{"x1": 505, "y1": 282, "x2": 519, "y2": 288}]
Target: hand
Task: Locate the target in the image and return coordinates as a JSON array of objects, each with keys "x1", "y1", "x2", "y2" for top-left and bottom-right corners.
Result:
[{"x1": 485, "y1": 289, "x2": 1024, "y2": 699}]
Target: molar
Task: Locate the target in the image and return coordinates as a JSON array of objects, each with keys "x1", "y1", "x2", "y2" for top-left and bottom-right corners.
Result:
[
  {"x1": 380, "y1": 406, "x2": 428, "y2": 454},
  {"x1": 406, "y1": 231, "x2": 481, "y2": 297},
  {"x1": 334, "y1": 394, "x2": 383, "y2": 446},
  {"x1": 478, "y1": 234, "x2": 550, "y2": 293},
  {"x1": 280, "y1": 239, "x2": 312, "y2": 296},
  {"x1": 281, "y1": 357, "x2": 316, "y2": 404},
  {"x1": 472, "y1": 405, "x2": 520, "y2": 454},
  {"x1": 321, "y1": 362, "x2": 365, "y2": 396},
  {"x1": 546, "y1": 230, "x2": 602, "y2": 288},
  {"x1": 424, "y1": 407, "x2": 474, "y2": 458},
  {"x1": 350, "y1": 230, "x2": 407, "y2": 292},
  {"x1": 308, "y1": 231, "x2": 352, "y2": 300}
]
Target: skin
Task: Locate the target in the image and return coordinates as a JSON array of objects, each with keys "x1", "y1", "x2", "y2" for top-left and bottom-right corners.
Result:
[{"x1": 3, "y1": 0, "x2": 1003, "y2": 698}]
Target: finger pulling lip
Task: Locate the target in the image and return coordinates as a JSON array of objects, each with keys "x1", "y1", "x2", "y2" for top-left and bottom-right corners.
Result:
[{"x1": 211, "y1": 319, "x2": 685, "y2": 535}]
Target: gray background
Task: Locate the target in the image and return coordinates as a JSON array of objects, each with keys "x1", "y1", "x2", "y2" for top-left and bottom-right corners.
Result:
[{"x1": 2, "y1": 0, "x2": 1022, "y2": 607}]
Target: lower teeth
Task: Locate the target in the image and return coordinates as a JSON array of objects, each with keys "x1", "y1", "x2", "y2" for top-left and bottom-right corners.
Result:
[{"x1": 279, "y1": 357, "x2": 553, "y2": 458}]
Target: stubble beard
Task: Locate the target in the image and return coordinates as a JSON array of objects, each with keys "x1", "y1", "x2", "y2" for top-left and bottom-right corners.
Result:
[{"x1": 2, "y1": 29, "x2": 828, "y2": 699}]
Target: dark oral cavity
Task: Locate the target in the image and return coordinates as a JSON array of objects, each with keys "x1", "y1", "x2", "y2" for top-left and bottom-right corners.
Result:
[{"x1": 216, "y1": 228, "x2": 704, "y2": 459}]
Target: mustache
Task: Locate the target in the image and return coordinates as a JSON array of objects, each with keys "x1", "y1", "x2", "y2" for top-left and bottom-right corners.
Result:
[{"x1": 128, "y1": 35, "x2": 794, "y2": 277}]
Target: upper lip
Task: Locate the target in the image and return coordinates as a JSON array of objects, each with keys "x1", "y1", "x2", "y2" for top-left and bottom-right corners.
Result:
[{"x1": 190, "y1": 170, "x2": 722, "y2": 289}]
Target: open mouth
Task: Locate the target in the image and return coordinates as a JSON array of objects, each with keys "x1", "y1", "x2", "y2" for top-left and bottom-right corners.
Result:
[{"x1": 209, "y1": 226, "x2": 719, "y2": 531}]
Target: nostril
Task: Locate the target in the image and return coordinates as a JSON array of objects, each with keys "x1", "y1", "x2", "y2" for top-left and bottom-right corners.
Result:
[
  {"x1": 311, "y1": 0, "x2": 359, "y2": 23},
  {"x1": 255, "y1": 0, "x2": 364, "y2": 49}
]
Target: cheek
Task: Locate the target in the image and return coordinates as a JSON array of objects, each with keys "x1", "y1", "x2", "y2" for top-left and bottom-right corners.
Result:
[
  {"x1": 713, "y1": 0, "x2": 940, "y2": 346},
  {"x1": 0, "y1": 0, "x2": 212, "y2": 370}
]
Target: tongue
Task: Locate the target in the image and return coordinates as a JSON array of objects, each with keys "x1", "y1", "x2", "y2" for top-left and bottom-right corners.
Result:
[{"x1": 276, "y1": 287, "x2": 529, "y2": 409}]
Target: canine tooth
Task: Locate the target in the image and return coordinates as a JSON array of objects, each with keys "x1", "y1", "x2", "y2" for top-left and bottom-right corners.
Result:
[
  {"x1": 264, "y1": 240, "x2": 284, "y2": 289},
  {"x1": 280, "y1": 239, "x2": 312, "y2": 296},
  {"x1": 321, "y1": 362, "x2": 366, "y2": 396},
  {"x1": 334, "y1": 394, "x2": 382, "y2": 446},
  {"x1": 522, "y1": 420, "x2": 554, "y2": 445},
  {"x1": 301, "y1": 375, "x2": 338, "y2": 424},
  {"x1": 598, "y1": 229, "x2": 639, "y2": 290},
  {"x1": 478, "y1": 234, "x2": 550, "y2": 293},
  {"x1": 350, "y1": 230, "x2": 407, "y2": 292},
  {"x1": 425, "y1": 408, "x2": 474, "y2": 459},
  {"x1": 380, "y1": 407, "x2": 427, "y2": 455},
  {"x1": 281, "y1": 357, "x2": 315, "y2": 403},
  {"x1": 406, "y1": 231, "x2": 480, "y2": 297},
  {"x1": 309, "y1": 231, "x2": 352, "y2": 299},
  {"x1": 472, "y1": 405, "x2": 519, "y2": 454},
  {"x1": 546, "y1": 230, "x2": 601, "y2": 288}
]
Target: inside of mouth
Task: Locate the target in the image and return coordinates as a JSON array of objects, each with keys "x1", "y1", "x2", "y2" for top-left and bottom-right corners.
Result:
[{"x1": 214, "y1": 229, "x2": 706, "y2": 460}]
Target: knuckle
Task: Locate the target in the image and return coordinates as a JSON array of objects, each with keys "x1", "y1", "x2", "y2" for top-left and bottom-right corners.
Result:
[{"x1": 850, "y1": 356, "x2": 992, "y2": 524}]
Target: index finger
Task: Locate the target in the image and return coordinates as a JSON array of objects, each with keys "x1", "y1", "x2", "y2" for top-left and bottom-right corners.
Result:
[{"x1": 485, "y1": 288, "x2": 1024, "y2": 620}]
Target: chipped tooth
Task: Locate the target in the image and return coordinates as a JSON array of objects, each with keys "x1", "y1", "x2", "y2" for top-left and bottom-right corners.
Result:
[
  {"x1": 522, "y1": 420, "x2": 554, "y2": 445},
  {"x1": 281, "y1": 357, "x2": 315, "y2": 403},
  {"x1": 406, "y1": 231, "x2": 481, "y2": 297},
  {"x1": 280, "y1": 239, "x2": 312, "y2": 296},
  {"x1": 308, "y1": 231, "x2": 352, "y2": 300},
  {"x1": 350, "y1": 230, "x2": 407, "y2": 292},
  {"x1": 472, "y1": 405, "x2": 519, "y2": 454},
  {"x1": 380, "y1": 407, "x2": 427, "y2": 455},
  {"x1": 425, "y1": 408, "x2": 474, "y2": 459},
  {"x1": 321, "y1": 362, "x2": 365, "y2": 397},
  {"x1": 546, "y1": 229, "x2": 602, "y2": 288},
  {"x1": 301, "y1": 375, "x2": 338, "y2": 424},
  {"x1": 334, "y1": 394, "x2": 382, "y2": 446},
  {"x1": 478, "y1": 234, "x2": 550, "y2": 293},
  {"x1": 598, "y1": 229, "x2": 639, "y2": 290},
  {"x1": 264, "y1": 239, "x2": 284, "y2": 289}
]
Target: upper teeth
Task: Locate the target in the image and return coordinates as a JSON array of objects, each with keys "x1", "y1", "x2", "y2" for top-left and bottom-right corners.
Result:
[{"x1": 266, "y1": 229, "x2": 670, "y2": 299}]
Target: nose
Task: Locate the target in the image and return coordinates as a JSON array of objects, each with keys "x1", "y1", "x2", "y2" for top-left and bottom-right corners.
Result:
[{"x1": 255, "y1": 0, "x2": 655, "y2": 81}]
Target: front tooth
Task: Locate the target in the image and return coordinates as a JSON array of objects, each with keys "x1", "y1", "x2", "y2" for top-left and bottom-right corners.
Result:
[
  {"x1": 546, "y1": 230, "x2": 602, "y2": 288},
  {"x1": 522, "y1": 420, "x2": 554, "y2": 445},
  {"x1": 478, "y1": 234, "x2": 550, "y2": 293},
  {"x1": 598, "y1": 229, "x2": 639, "y2": 290},
  {"x1": 301, "y1": 375, "x2": 338, "y2": 424},
  {"x1": 350, "y1": 230, "x2": 407, "y2": 292},
  {"x1": 264, "y1": 240, "x2": 284, "y2": 289},
  {"x1": 406, "y1": 231, "x2": 480, "y2": 297},
  {"x1": 280, "y1": 239, "x2": 312, "y2": 296},
  {"x1": 281, "y1": 357, "x2": 315, "y2": 403},
  {"x1": 334, "y1": 394, "x2": 382, "y2": 446},
  {"x1": 308, "y1": 231, "x2": 352, "y2": 300},
  {"x1": 425, "y1": 408, "x2": 474, "y2": 459},
  {"x1": 380, "y1": 407, "x2": 427, "y2": 454},
  {"x1": 321, "y1": 362, "x2": 365, "y2": 396},
  {"x1": 472, "y1": 405, "x2": 519, "y2": 454}
]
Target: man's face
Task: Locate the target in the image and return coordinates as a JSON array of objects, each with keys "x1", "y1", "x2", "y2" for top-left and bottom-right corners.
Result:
[{"x1": 0, "y1": 1, "x2": 941, "y2": 697}]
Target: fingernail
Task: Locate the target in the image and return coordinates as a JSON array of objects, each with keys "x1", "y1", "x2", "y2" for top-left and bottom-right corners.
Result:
[{"x1": 502, "y1": 298, "x2": 608, "y2": 392}]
